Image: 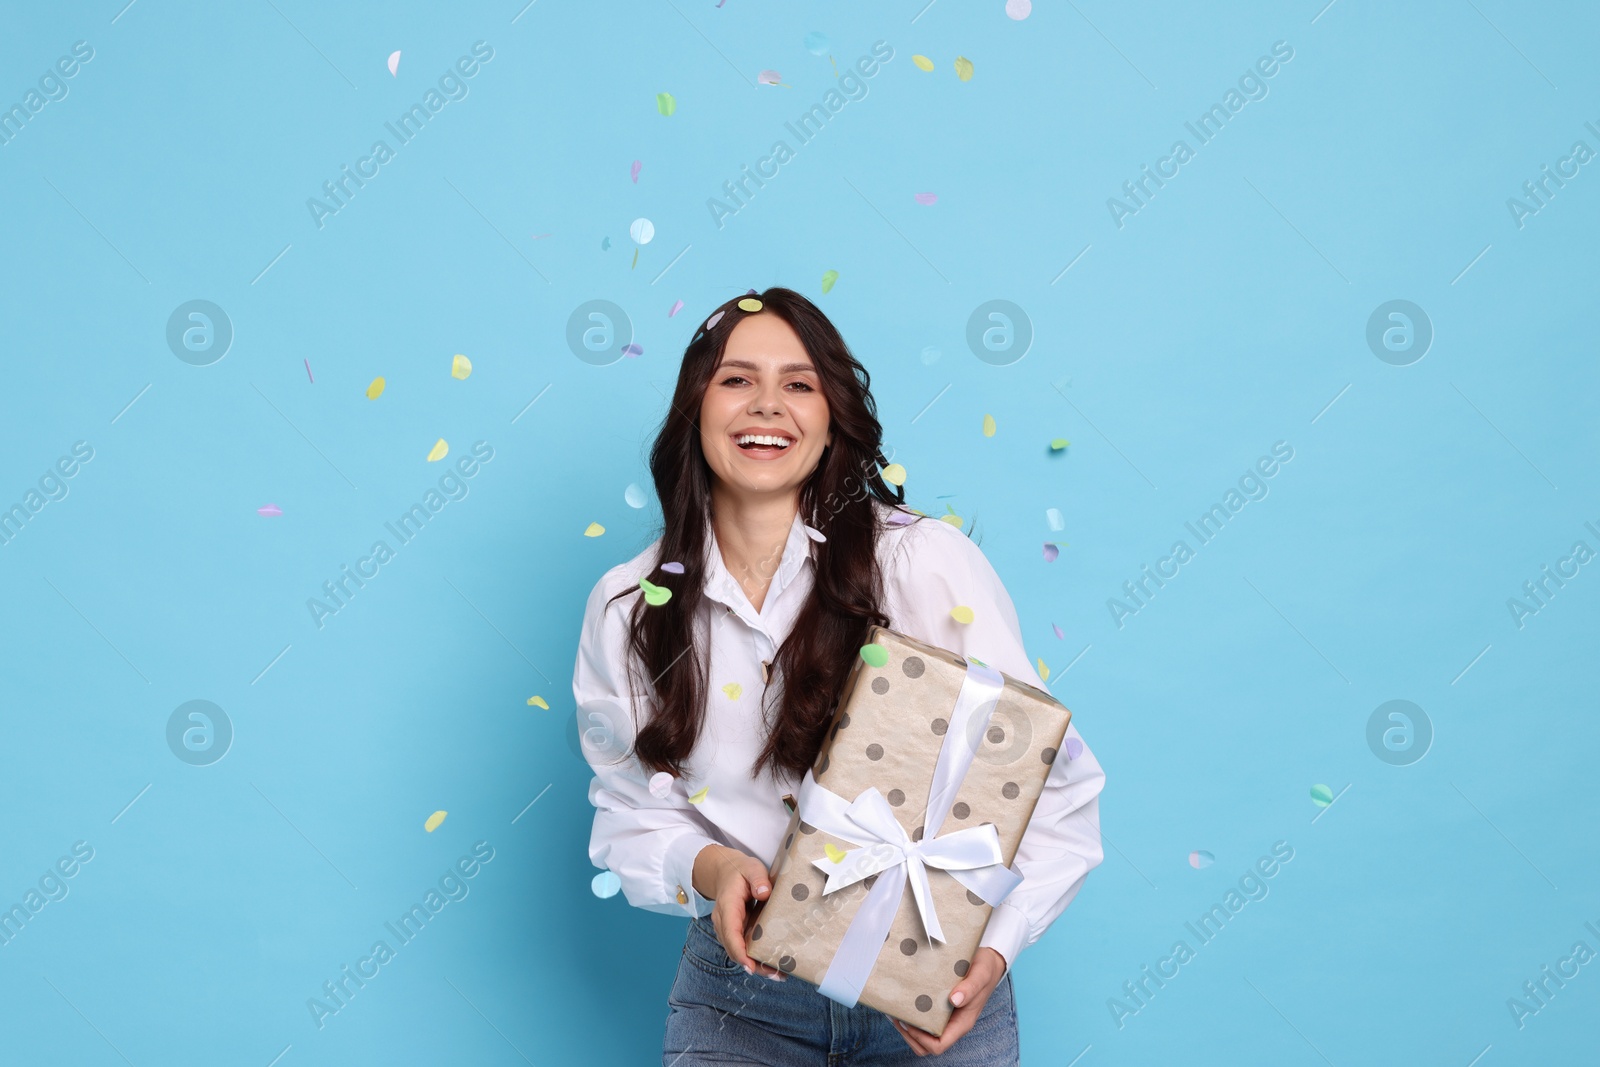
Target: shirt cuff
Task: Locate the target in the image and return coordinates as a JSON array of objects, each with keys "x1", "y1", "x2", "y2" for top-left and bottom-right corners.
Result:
[
  {"x1": 664, "y1": 833, "x2": 720, "y2": 919},
  {"x1": 977, "y1": 900, "x2": 1031, "y2": 976}
]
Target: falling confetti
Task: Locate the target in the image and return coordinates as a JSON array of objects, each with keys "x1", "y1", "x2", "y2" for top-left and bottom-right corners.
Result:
[
  {"x1": 621, "y1": 343, "x2": 643, "y2": 358},
  {"x1": 1005, "y1": 0, "x2": 1032, "y2": 18},
  {"x1": 630, "y1": 159, "x2": 642, "y2": 183},
  {"x1": 1052, "y1": 623, "x2": 1064, "y2": 639},
  {"x1": 591, "y1": 870, "x2": 622, "y2": 898},
  {"x1": 1065, "y1": 737, "x2": 1083, "y2": 760},
  {"x1": 257, "y1": 504, "x2": 282, "y2": 517},
  {"x1": 824, "y1": 842, "x2": 846, "y2": 864},
  {"x1": 387, "y1": 50, "x2": 402, "y2": 76},
  {"x1": 982, "y1": 414, "x2": 996, "y2": 437},
  {"x1": 757, "y1": 70, "x2": 785, "y2": 86},
  {"x1": 1046, "y1": 508, "x2": 1064, "y2": 531},
  {"x1": 304, "y1": 359, "x2": 314, "y2": 383},
  {"x1": 427, "y1": 439, "x2": 448, "y2": 462},
  {"x1": 661, "y1": 561, "x2": 685, "y2": 574},
  {"x1": 649, "y1": 772, "x2": 674, "y2": 799},
  {"x1": 803, "y1": 31, "x2": 829, "y2": 55},
  {"x1": 912, "y1": 54, "x2": 935, "y2": 72},
  {"x1": 913, "y1": 192, "x2": 938, "y2": 206},
  {"x1": 600, "y1": 236, "x2": 611, "y2": 251},
  {"x1": 1310, "y1": 784, "x2": 1334, "y2": 808},
  {"x1": 366, "y1": 376, "x2": 385, "y2": 400},
  {"x1": 821, "y1": 269, "x2": 839, "y2": 294},
  {"x1": 1050, "y1": 438, "x2": 1071, "y2": 451},
  {"x1": 584, "y1": 522, "x2": 605, "y2": 537},
  {"x1": 881, "y1": 463, "x2": 907, "y2": 486},
  {"x1": 1037, "y1": 658, "x2": 1050, "y2": 681},
  {"x1": 451, "y1": 354, "x2": 472, "y2": 380},
  {"x1": 706, "y1": 310, "x2": 725, "y2": 330},
  {"x1": 424, "y1": 810, "x2": 447, "y2": 833},
  {"x1": 1189, "y1": 850, "x2": 1214, "y2": 870},
  {"x1": 640, "y1": 577, "x2": 671, "y2": 605},
  {"x1": 623, "y1": 484, "x2": 647, "y2": 509},
  {"x1": 802, "y1": 524, "x2": 827, "y2": 543},
  {"x1": 669, "y1": 299, "x2": 684, "y2": 317},
  {"x1": 687, "y1": 785, "x2": 709, "y2": 804},
  {"x1": 950, "y1": 606, "x2": 975, "y2": 624},
  {"x1": 1043, "y1": 543, "x2": 1060, "y2": 562},
  {"x1": 859, "y1": 643, "x2": 889, "y2": 668},
  {"x1": 656, "y1": 92, "x2": 676, "y2": 116},
  {"x1": 954, "y1": 56, "x2": 974, "y2": 81},
  {"x1": 737, "y1": 297, "x2": 763, "y2": 312}
]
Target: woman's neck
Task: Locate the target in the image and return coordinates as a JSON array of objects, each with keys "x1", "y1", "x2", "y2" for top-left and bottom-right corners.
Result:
[{"x1": 710, "y1": 492, "x2": 798, "y2": 613}]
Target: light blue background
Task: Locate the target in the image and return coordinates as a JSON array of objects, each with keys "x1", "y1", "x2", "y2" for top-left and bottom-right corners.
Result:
[{"x1": 1, "y1": 0, "x2": 1595, "y2": 1064}]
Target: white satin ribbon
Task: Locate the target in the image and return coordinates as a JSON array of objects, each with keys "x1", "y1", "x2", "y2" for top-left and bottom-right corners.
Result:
[{"x1": 796, "y1": 657, "x2": 1025, "y2": 1008}]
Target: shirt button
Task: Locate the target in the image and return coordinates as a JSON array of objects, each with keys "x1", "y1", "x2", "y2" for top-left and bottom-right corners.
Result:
[{"x1": 676, "y1": 885, "x2": 689, "y2": 905}]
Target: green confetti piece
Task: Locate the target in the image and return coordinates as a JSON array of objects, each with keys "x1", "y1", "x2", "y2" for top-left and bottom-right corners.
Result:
[
  {"x1": 1050, "y1": 438, "x2": 1071, "y2": 450},
  {"x1": 821, "y1": 269, "x2": 839, "y2": 294},
  {"x1": 1310, "y1": 784, "x2": 1334, "y2": 808},
  {"x1": 641, "y1": 577, "x2": 672, "y2": 606},
  {"x1": 858, "y1": 643, "x2": 889, "y2": 668},
  {"x1": 656, "y1": 91, "x2": 676, "y2": 116}
]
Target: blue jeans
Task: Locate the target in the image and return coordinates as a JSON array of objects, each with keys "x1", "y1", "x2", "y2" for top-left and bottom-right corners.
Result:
[{"x1": 664, "y1": 914, "x2": 1020, "y2": 1065}]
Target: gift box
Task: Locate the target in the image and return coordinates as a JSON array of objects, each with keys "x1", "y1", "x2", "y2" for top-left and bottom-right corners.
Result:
[{"x1": 743, "y1": 625, "x2": 1072, "y2": 1038}]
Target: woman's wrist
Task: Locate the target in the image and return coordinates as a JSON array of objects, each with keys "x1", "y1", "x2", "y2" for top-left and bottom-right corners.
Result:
[{"x1": 691, "y1": 843, "x2": 727, "y2": 899}]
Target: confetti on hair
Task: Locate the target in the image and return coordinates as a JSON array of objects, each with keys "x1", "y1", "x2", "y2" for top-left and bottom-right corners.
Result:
[
  {"x1": 387, "y1": 50, "x2": 402, "y2": 76},
  {"x1": 669, "y1": 299, "x2": 684, "y2": 317},
  {"x1": 1311, "y1": 784, "x2": 1334, "y2": 808},
  {"x1": 527, "y1": 696, "x2": 549, "y2": 708},
  {"x1": 821, "y1": 269, "x2": 838, "y2": 293},
  {"x1": 257, "y1": 503, "x2": 282, "y2": 517},
  {"x1": 649, "y1": 772, "x2": 675, "y2": 799},
  {"x1": 881, "y1": 463, "x2": 906, "y2": 486},
  {"x1": 982, "y1": 414, "x2": 996, "y2": 437},
  {"x1": 954, "y1": 56, "x2": 974, "y2": 81},
  {"x1": 661, "y1": 561, "x2": 685, "y2": 574},
  {"x1": 1189, "y1": 850, "x2": 1213, "y2": 870},
  {"x1": 656, "y1": 92, "x2": 676, "y2": 116},
  {"x1": 913, "y1": 54, "x2": 935, "y2": 72},
  {"x1": 887, "y1": 509, "x2": 917, "y2": 526},
  {"x1": 424, "y1": 810, "x2": 447, "y2": 832},
  {"x1": 631, "y1": 159, "x2": 642, "y2": 183},
  {"x1": 366, "y1": 376, "x2": 385, "y2": 399},
  {"x1": 584, "y1": 522, "x2": 605, "y2": 537},
  {"x1": 641, "y1": 577, "x2": 671, "y2": 605},
  {"x1": 950, "y1": 606, "x2": 974, "y2": 624},
  {"x1": 427, "y1": 439, "x2": 449, "y2": 462},
  {"x1": 914, "y1": 192, "x2": 938, "y2": 206},
  {"x1": 802, "y1": 524, "x2": 826, "y2": 543},
  {"x1": 451, "y1": 354, "x2": 472, "y2": 379},
  {"x1": 737, "y1": 297, "x2": 763, "y2": 312},
  {"x1": 706, "y1": 310, "x2": 725, "y2": 330}
]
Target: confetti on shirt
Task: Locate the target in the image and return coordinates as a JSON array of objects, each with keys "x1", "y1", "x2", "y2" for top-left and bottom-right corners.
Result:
[
  {"x1": 687, "y1": 785, "x2": 709, "y2": 804},
  {"x1": 649, "y1": 772, "x2": 674, "y2": 799},
  {"x1": 640, "y1": 577, "x2": 671, "y2": 605},
  {"x1": 722, "y1": 682, "x2": 743, "y2": 700},
  {"x1": 802, "y1": 524, "x2": 826, "y2": 543},
  {"x1": 950, "y1": 606, "x2": 974, "y2": 624},
  {"x1": 1065, "y1": 737, "x2": 1082, "y2": 760}
]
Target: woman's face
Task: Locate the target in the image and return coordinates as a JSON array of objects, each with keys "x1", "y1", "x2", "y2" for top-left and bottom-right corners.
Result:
[{"x1": 699, "y1": 312, "x2": 833, "y2": 502}]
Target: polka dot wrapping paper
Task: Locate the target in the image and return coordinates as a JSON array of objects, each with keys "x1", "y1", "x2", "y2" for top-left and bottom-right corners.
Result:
[{"x1": 743, "y1": 625, "x2": 1072, "y2": 1038}]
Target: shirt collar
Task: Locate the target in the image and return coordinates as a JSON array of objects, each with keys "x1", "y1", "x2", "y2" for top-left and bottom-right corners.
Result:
[{"x1": 702, "y1": 510, "x2": 818, "y2": 618}]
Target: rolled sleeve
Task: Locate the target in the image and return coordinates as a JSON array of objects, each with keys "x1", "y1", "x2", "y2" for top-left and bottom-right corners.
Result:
[
  {"x1": 576, "y1": 567, "x2": 724, "y2": 919},
  {"x1": 892, "y1": 518, "x2": 1108, "y2": 973}
]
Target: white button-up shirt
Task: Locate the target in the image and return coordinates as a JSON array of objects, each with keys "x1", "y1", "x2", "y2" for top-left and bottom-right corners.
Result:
[{"x1": 574, "y1": 498, "x2": 1106, "y2": 971}]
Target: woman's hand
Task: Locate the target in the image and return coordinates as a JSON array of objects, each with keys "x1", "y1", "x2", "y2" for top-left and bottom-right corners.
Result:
[
  {"x1": 692, "y1": 844, "x2": 787, "y2": 980},
  {"x1": 889, "y1": 946, "x2": 1008, "y2": 1056}
]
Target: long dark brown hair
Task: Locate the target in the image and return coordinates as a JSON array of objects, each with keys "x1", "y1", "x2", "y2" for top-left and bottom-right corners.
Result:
[{"x1": 607, "y1": 286, "x2": 927, "y2": 783}]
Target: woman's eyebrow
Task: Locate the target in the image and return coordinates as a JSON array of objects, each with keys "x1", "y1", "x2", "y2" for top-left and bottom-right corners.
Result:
[{"x1": 718, "y1": 359, "x2": 816, "y2": 374}]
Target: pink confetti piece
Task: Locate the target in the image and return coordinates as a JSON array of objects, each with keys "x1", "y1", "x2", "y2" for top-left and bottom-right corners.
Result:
[
  {"x1": 1065, "y1": 737, "x2": 1083, "y2": 760},
  {"x1": 304, "y1": 359, "x2": 314, "y2": 383},
  {"x1": 661, "y1": 561, "x2": 685, "y2": 574},
  {"x1": 758, "y1": 70, "x2": 782, "y2": 86},
  {"x1": 257, "y1": 503, "x2": 283, "y2": 517},
  {"x1": 1052, "y1": 623, "x2": 1064, "y2": 640},
  {"x1": 631, "y1": 159, "x2": 642, "y2": 183},
  {"x1": 387, "y1": 50, "x2": 401, "y2": 77},
  {"x1": 802, "y1": 524, "x2": 826, "y2": 543},
  {"x1": 669, "y1": 299, "x2": 684, "y2": 317},
  {"x1": 1042, "y1": 542, "x2": 1059, "y2": 562},
  {"x1": 913, "y1": 192, "x2": 938, "y2": 205},
  {"x1": 706, "y1": 310, "x2": 725, "y2": 330}
]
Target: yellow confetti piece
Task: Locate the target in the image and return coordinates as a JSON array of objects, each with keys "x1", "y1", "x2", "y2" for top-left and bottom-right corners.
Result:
[
  {"x1": 687, "y1": 785, "x2": 709, "y2": 804},
  {"x1": 738, "y1": 297, "x2": 763, "y2": 312},
  {"x1": 950, "y1": 606, "x2": 974, "y2": 624},
  {"x1": 982, "y1": 414, "x2": 996, "y2": 437},
  {"x1": 584, "y1": 522, "x2": 605, "y2": 537},
  {"x1": 722, "y1": 682, "x2": 743, "y2": 700},
  {"x1": 940, "y1": 514, "x2": 964, "y2": 529},
  {"x1": 527, "y1": 695, "x2": 549, "y2": 709},
  {"x1": 821, "y1": 269, "x2": 839, "y2": 294},
  {"x1": 427, "y1": 438, "x2": 448, "y2": 462},
  {"x1": 954, "y1": 56, "x2": 974, "y2": 81},
  {"x1": 424, "y1": 810, "x2": 447, "y2": 832},
  {"x1": 451, "y1": 354, "x2": 472, "y2": 380},
  {"x1": 365, "y1": 376, "x2": 385, "y2": 400},
  {"x1": 824, "y1": 841, "x2": 846, "y2": 864},
  {"x1": 1050, "y1": 438, "x2": 1071, "y2": 450},
  {"x1": 1037, "y1": 658, "x2": 1050, "y2": 682},
  {"x1": 881, "y1": 463, "x2": 906, "y2": 486},
  {"x1": 656, "y1": 91, "x2": 676, "y2": 116},
  {"x1": 912, "y1": 54, "x2": 935, "y2": 72}
]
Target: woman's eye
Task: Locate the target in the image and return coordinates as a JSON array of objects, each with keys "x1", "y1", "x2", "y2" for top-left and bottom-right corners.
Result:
[{"x1": 786, "y1": 382, "x2": 813, "y2": 392}]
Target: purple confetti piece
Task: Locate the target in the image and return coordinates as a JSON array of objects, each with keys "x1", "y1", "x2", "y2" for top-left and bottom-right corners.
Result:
[
  {"x1": 758, "y1": 70, "x2": 782, "y2": 86},
  {"x1": 887, "y1": 510, "x2": 917, "y2": 526},
  {"x1": 669, "y1": 299, "x2": 684, "y2": 317},
  {"x1": 661, "y1": 561, "x2": 685, "y2": 574},
  {"x1": 621, "y1": 343, "x2": 643, "y2": 358},
  {"x1": 631, "y1": 159, "x2": 642, "y2": 183},
  {"x1": 1052, "y1": 623, "x2": 1064, "y2": 640},
  {"x1": 1065, "y1": 737, "x2": 1082, "y2": 760},
  {"x1": 258, "y1": 503, "x2": 283, "y2": 517},
  {"x1": 1042, "y1": 542, "x2": 1059, "y2": 562},
  {"x1": 706, "y1": 310, "x2": 725, "y2": 330},
  {"x1": 304, "y1": 359, "x2": 314, "y2": 383},
  {"x1": 913, "y1": 192, "x2": 938, "y2": 205}
]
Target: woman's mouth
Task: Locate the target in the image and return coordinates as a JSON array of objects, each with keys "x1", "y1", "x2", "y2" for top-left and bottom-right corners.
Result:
[{"x1": 731, "y1": 432, "x2": 794, "y2": 457}]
